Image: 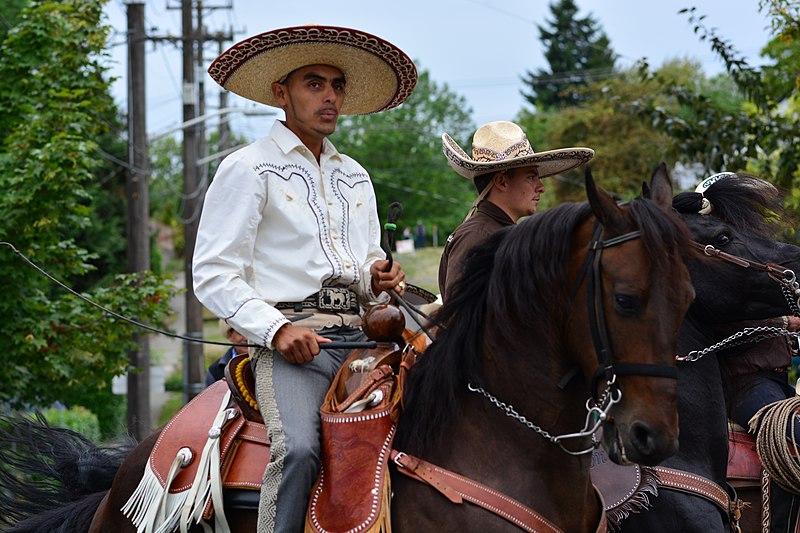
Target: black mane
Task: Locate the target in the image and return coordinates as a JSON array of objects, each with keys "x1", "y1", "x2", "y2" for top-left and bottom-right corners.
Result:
[{"x1": 673, "y1": 173, "x2": 784, "y2": 236}]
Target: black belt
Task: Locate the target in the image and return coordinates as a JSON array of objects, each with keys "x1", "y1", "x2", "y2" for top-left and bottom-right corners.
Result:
[{"x1": 275, "y1": 287, "x2": 360, "y2": 314}]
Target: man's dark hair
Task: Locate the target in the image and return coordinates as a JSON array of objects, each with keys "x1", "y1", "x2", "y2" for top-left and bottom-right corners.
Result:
[{"x1": 474, "y1": 172, "x2": 496, "y2": 194}]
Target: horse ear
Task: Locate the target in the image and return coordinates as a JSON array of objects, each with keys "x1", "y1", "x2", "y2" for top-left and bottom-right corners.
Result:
[
  {"x1": 586, "y1": 167, "x2": 626, "y2": 233},
  {"x1": 641, "y1": 181, "x2": 651, "y2": 198},
  {"x1": 648, "y1": 163, "x2": 674, "y2": 213}
]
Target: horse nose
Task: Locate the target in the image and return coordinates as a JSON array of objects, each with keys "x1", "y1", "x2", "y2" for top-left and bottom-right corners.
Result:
[{"x1": 630, "y1": 420, "x2": 677, "y2": 460}]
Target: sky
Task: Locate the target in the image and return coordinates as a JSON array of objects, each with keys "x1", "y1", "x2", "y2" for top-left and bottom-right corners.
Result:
[{"x1": 103, "y1": 0, "x2": 773, "y2": 142}]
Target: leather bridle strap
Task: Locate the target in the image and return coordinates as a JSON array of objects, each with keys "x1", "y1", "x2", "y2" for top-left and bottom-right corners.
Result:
[
  {"x1": 391, "y1": 450, "x2": 608, "y2": 533},
  {"x1": 690, "y1": 240, "x2": 800, "y2": 316},
  {"x1": 582, "y1": 225, "x2": 677, "y2": 399}
]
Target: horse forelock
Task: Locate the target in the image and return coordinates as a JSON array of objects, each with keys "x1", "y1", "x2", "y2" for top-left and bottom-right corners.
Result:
[{"x1": 628, "y1": 195, "x2": 694, "y2": 274}]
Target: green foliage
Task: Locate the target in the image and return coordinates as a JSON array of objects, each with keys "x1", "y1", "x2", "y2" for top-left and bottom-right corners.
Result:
[
  {"x1": 39, "y1": 405, "x2": 101, "y2": 442},
  {"x1": 0, "y1": 0, "x2": 174, "y2": 418},
  {"x1": 617, "y1": 4, "x2": 800, "y2": 225},
  {"x1": 331, "y1": 67, "x2": 477, "y2": 238},
  {"x1": 521, "y1": 0, "x2": 616, "y2": 110},
  {"x1": 0, "y1": 0, "x2": 28, "y2": 42}
]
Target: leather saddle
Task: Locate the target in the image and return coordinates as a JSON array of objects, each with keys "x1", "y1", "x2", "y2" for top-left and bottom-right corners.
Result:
[
  {"x1": 132, "y1": 330, "x2": 424, "y2": 531},
  {"x1": 589, "y1": 438, "x2": 660, "y2": 529},
  {"x1": 727, "y1": 425, "x2": 761, "y2": 488}
]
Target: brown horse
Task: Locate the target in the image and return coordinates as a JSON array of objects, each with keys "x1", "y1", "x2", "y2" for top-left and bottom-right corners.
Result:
[
  {"x1": 0, "y1": 166, "x2": 694, "y2": 532},
  {"x1": 390, "y1": 165, "x2": 694, "y2": 532}
]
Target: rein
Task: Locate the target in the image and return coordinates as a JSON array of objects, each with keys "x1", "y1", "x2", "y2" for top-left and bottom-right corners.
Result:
[
  {"x1": 692, "y1": 241, "x2": 800, "y2": 315},
  {"x1": 0, "y1": 240, "x2": 377, "y2": 352},
  {"x1": 675, "y1": 239, "x2": 800, "y2": 362}
]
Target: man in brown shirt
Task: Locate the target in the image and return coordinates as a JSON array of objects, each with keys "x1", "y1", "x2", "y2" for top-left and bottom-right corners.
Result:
[{"x1": 438, "y1": 121, "x2": 594, "y2": 300}]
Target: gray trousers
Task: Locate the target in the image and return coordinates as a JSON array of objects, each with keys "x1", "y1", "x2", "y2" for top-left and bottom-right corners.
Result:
[{"x1": 251, "y1": 325, "x2": 365, "y2": 533}]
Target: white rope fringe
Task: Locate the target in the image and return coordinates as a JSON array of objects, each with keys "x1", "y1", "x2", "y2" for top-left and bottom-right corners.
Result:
[
  {"x1": 180, "y1": 389, "x2": 234, "y2": 533},
  {"x1": 121, "y1": 447, "x2": 193, "y2": 533}
]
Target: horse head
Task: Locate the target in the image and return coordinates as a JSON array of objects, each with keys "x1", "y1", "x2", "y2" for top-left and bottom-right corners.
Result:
[
  {"x1": 571, "y1": 164, "x2": 695, "y2": 465},
  {"x1": 672, "y1": 173, "x2": 800, "y2": 322}
]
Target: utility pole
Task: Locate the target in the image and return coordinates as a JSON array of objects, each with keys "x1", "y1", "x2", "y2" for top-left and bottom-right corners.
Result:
[
  {"x1": 181, "y1": 0, "x2": 205, "y2": 402},
  {"x1": 125, "y1": 0, "x2": 151, "y2": 439},
  {"x1": 217, "y1": 39, "x2": 230, "y2": 153}
]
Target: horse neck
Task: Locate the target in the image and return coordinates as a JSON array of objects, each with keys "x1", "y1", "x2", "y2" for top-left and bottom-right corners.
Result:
[
  {"x1": 442, "y1": 342, "x2": 598, "y2": 518},
  {"x1": 665, "y1": 313, "x2": 729, "y2": 482},
  {"x1": 434, "y1": 382, "x2": 598, "y2": 530}
]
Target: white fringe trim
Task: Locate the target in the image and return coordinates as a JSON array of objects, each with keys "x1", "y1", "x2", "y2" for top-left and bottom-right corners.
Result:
[
  {"x1": 121, "y1": 450, "x2": 191, "y2": 533},
  {"x1": 121, "y1": 389, "x2": 234, "y2": 533},
  {"x1": 180, "y1": 389, "x2": 234, "y2": 533}
]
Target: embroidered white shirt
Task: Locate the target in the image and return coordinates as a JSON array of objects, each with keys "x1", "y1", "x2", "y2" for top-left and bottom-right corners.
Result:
[{"x1": 192, "y1": 120, "x2": 388, "y2": 348}]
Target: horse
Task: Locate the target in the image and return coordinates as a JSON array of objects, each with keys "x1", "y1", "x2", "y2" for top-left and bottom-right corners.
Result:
[
  {"x1": 615, "y1": 173, "x2": 800, "y2": 533},
  {"x1": 0, "y1": 166, "x2": 695, "y2": 532},
  {"x1": 389, "y1": 164, "x2": 694, "y2": 532}
]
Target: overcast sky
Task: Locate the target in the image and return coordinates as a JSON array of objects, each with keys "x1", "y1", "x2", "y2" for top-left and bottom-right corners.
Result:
[{"x1": 103, "y1": 0, "x2": 772, "y2": 140}]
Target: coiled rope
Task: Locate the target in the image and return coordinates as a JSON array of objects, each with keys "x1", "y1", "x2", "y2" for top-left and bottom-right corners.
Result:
[{"x1": 750, "y1": 395, "x2": 800, "y2": 492}]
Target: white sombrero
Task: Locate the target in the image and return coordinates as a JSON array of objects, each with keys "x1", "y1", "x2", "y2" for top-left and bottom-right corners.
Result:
[
  {"x1": 207, "y1": 24, "x2": 417, "y2": 115},
  {"x1": 442, "y1": 121, "x2": 595, "y2": 180}
]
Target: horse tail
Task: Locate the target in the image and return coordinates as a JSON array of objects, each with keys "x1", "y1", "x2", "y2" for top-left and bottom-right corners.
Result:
[{"x1": 0, "y1": 413, "x2": 134, "y2": 531}]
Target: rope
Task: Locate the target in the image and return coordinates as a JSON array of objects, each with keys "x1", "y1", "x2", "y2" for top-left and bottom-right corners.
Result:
[
  {"x1": 0, "y1": 241, "x2": 375, "y2": 351},
  {"x1": 750, "y1": 396, "x2": 800, "y2": 493}
]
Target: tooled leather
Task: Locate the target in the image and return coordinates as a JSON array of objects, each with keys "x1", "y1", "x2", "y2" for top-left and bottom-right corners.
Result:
[
  {"x1": 148, "y1": 380, "x2": 269, "y2": 496},
  {"x1": 653, "y1": 466, "x2": 729, "y2": 512}
]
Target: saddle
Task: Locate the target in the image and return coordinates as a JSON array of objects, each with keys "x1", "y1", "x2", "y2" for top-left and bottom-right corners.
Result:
[
  {"x1": 305, "y1": 341, "x2": 416, "y2": 533},
  {"x1": 123, "y1": 328, "x2": 425, "y2": 533},
  {"x1": 727, "y1": 425, "x2": 761, "y2": 488},
  {"x1": 121, "y1": 375, "x2": 268, "y2": 532}
]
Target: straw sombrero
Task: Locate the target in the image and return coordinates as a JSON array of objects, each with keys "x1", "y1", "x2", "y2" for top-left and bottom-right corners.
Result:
[
  {"x1": 442, "y1": 121, "x2": 594, "y2": 180},
  {"x1": 207, "y1": 24, "x2": 417, "y2": 115}
]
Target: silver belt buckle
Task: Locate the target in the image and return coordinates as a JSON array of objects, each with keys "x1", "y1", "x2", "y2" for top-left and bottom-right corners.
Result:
[{"x1": 317, "y1": 287, "x2": 353, "y2": 311}]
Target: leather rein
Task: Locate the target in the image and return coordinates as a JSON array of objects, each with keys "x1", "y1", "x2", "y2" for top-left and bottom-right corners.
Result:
[
  {"x1": 690, "y1": 241, "x2": 800, "y2": 316},
  {"x1": 657, "y1": 241, "x2": 800, "y2": 531}
]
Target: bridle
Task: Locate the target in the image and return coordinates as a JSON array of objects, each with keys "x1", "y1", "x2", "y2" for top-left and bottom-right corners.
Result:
[
  {"x1": 582, "y1": 223, "x2": 679, "y2": 402},
  {"x1": 691, "y1": 241, "x2": 800, "y2": 316},
  {"x1": 469, "y1": 219, "x2": 680, "y2": 455},
  {"x1": 674, "y1": 241, "x2": 800, "y2": 362}
]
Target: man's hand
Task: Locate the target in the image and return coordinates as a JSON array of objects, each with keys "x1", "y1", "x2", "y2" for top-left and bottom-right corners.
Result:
[
  {"x1": 272, "y1": 323, "x2": 331, "y2": 364},
  {"x1": 370, "y1": 259, "x2": 406, "y2": 297}
]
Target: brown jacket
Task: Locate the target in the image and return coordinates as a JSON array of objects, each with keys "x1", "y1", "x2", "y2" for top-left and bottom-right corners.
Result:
[{"x1": 438, "y1": 200, "x2": 513, "y2": 301}]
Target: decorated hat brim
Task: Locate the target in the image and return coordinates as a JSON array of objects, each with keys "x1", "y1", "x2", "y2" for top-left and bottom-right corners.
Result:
[
  {"x1": 208, "y1": 25, "x2": 417, "y2": 115},
  {"x1": 442, "y1": 133, "x2": 595, "y2": 180}
]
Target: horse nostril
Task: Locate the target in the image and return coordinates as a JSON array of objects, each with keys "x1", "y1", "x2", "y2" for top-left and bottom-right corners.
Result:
[{"x1": 630, "y1": 421, "x2": 658, "y2": 456}]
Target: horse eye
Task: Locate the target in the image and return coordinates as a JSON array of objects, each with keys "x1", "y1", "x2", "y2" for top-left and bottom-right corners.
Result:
[
  {"x1": 715, "y1": 234, "x2": 731, "y2": 246},
  {"x1": 614, "y1": 294, "x2": 640, "y2": 316}
]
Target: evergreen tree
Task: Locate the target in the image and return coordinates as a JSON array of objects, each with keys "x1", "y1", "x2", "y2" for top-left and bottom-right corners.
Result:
[{"x1": 521, "y1": 0, "x2": 616, "y2": 110}]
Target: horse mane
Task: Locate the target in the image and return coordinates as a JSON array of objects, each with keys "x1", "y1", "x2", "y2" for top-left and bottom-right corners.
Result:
[
  {"x1": 673, "y1": 173, "x2": 784, "y2": 236},
  {"x1": 396, "y1": 196, "x2": 689, "y2": 455}
]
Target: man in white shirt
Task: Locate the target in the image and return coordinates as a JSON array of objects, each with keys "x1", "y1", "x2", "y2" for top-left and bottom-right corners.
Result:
[{"x1": 194, "y1": 25, "x2": 417, "y2": 532}]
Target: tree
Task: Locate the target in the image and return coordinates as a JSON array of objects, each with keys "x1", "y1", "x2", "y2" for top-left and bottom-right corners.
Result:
[
  {"x1": 620, "y1": 4, "x2": 800, "y2": 226},
  {"x1": 0, "y1": 0, "x2": 172, "y2": 430},
  {"x1": 521, "y1": 0, "x2": 616, "y2": 111},
  {"x1": 331, "y1": 67, "x2": 476, "y2": 242}
]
